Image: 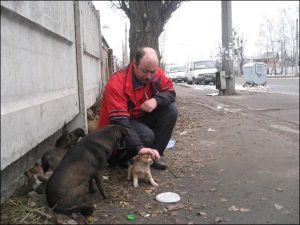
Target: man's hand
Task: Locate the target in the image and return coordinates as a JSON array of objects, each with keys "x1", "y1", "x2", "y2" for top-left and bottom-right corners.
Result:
[
  {"x1": 138, "y1": 147, "x2": 160, "y2": 160},
  {"x1": 141, "y1": 98, "x2": 157, "y2": 112}
]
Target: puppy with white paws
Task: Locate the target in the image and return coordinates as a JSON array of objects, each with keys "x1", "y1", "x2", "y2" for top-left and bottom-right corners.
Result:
[{"x1": 127, "y1": 153, "x2": 158, "y2": 187}]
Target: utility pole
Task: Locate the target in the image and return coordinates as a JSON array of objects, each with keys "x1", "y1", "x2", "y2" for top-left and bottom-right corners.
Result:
[
  {"x1": 296, "y1": 19, "x2": 299, "y2": 76},
  {"x1": 124, "y1": 22, "x2": 129, "y2": 66},
  {"x1": 220, "y1": 1, "x2": 235, "y2": 95},
  {"x1": 122, "y1": 23, "x2": 129, "y2": 67},
  {"x1": 280, "y1": 39, "x2": 283, "y2": 74}
]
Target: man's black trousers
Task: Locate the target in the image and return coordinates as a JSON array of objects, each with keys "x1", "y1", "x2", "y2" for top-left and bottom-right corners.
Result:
[{"x1": 115, "y1": 103, "x2": 178, "y2": 163}]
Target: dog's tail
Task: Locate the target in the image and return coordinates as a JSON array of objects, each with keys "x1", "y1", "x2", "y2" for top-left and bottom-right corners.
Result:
[{"x1": 53, "y1": 204, "x2": 95, "y2": 217}]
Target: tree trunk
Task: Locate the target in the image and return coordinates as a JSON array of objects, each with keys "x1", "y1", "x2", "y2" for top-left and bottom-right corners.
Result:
[{"x1": 128, "y1": 1, "x2": 163, "y2": 61}]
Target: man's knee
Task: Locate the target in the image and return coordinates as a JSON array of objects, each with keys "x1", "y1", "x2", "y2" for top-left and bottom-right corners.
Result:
[
  {"x1": 165, "y1": 103, "x2": 178, "y2": 122},
  {"x1": 142, "y1": 129, "x2": 155, "y2": 147},
  {"x1": 169, "y1": 103, "x2": 178, "y2": 118}
]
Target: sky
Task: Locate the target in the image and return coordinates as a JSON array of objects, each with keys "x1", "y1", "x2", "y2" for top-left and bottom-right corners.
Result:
[{"x1": 93, "y1": 1, "x2": 299, "y2": 65}]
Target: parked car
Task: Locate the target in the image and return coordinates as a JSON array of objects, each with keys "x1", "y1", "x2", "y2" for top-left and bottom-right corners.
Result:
[
  {"x1": 165, "y1": 65, "x2": 187, "y2": 83},
  {"x1": 185, "y1": 59, "x2": 217, "y2": 85}
]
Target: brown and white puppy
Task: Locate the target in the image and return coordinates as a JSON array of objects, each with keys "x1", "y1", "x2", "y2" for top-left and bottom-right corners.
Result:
[
  {"x1": 45, "y1": 124, "x2": 129, "y2": 217},
  {"x1": 24, "y1": 165, "x2": 44, "y2": 191},
  {"x1": 24, "y1": 165, "x2": 53, "y2": 194},
  {"x1": 24, "y1": 165, "x2": 44, "y2": 181},
  {"x1": 55, "y1": 127, "x2": 85, "y2": 147},
  {"x1": 127, "y1": 153, "x2": 158, "y2": 188},
  {"x1": 25, "y1": 144, "x2": 73, "y2": 194}
]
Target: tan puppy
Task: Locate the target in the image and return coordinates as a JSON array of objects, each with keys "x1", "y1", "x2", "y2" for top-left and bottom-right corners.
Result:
[
  {"x1": 127, "y1": 154, "x2": 158, "y2": 188},
  {"x1": 88, "y1": 119, "x2": 99, "y2": 133}
]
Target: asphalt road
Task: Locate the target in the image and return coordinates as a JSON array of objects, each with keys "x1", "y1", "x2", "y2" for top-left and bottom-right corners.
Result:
[{"x1": 235, "y1": 77, "x2": 299, "y2": 95}]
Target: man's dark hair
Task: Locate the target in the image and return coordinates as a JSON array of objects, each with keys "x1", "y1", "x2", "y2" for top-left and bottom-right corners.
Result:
[{"x1": 134, "y1": 47, "x2": 159, "y2": 67}]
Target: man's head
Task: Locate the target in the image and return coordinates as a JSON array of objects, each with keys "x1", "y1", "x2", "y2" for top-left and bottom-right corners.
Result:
[{"x1": 133, "y1": 47, "x2": 159, "y2": 84}]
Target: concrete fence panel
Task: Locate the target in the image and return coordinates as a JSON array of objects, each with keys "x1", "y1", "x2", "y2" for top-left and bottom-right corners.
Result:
[
  {"x1": 1, "y1": 1, "x2": 104, "y2": 204},
  {"x1": 1, "y1": 1, "x2": 79, "y2": 171}
]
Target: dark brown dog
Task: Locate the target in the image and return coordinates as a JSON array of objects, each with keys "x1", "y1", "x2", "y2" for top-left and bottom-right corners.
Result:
[
  {"x1": 45, "y1": 124, "x2": 129, "y2": 217},
  {"x1": 55, "y1": 127, "x2": 85, "y2": 147},
  {"x1": 41, "y1": 144, "x2": 73, "y2": 174}
]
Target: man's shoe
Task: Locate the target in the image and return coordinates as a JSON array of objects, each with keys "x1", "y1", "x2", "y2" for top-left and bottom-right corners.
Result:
[
  {"x1": 151, "y1": 159, "x2": 168, "y2": 170},
  {"x1": 117, "y1": 160, "x2": 131, "y2": 169}
]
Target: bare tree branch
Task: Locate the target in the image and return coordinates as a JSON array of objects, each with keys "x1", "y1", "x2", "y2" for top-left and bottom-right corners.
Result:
[{"x1": 161, "y1": 1, "x2": 183, "y2": 25}]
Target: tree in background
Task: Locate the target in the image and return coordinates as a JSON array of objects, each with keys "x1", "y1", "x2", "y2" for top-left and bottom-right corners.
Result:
[
  {"x1": 232, "y1": 28, "x2": 247, "y2": 74},
  {"x1": 257, "y1": 4, "x2": 299, "y2": 74},
  {"x1": 214, "y1": 29, "x2": 247, "y2": 74},
  {"x1": 109, "y1": 1, "x2": 184, "y2": 62}
]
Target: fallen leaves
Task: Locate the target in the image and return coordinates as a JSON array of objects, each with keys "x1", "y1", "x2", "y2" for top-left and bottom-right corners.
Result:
[
  {"x1": 197, "y1": 211, "x2": 207, "y2": 217},
  {"x1": 214, "y1": 216, "x2": 222, "y2": 222},
  {"x1": 275, "y1": 204, "x2": 283, "y2": 210},
  {"x1": 228, "y1": 205, "x2": 250, "y2": 212},
  {"x1": 164, "y1": 203, "x2": 190, "y2": 211},
  {"x1": 240, "y1": 208, "x2": 251, "y2": 213},
  {"x1": 219, "y1": 197, "x2": 227, "y2": 203},
  {"x1": 228, "y1": 205, "x2": 240, "y2": 212}
]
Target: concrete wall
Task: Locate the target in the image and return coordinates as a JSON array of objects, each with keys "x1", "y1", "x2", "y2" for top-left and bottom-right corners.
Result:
[{"x1": 1, "y1": 1, "x2": 104, "y2": 204}]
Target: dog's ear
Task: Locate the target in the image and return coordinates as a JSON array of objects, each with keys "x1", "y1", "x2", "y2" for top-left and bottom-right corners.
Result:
[{"x1": 122, "y1": 127, "x2": 130, "y2": 137}]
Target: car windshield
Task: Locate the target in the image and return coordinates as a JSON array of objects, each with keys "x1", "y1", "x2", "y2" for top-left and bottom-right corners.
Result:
[
  {"x1": 170, "y1": 66, "x2": 185, "y2": 73},
  {"x1": 194, "y1": 61, "x2": 215, "y2": 69}
]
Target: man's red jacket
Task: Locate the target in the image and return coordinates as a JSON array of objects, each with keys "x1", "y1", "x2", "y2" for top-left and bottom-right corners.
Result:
[{"x1": 98, "y1": 62, "x2": 176, "y2": 153}]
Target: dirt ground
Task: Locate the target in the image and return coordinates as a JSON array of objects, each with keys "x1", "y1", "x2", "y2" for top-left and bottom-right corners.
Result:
[{"x1": 1, "y1": 85, "x2": 299, "y2": 224}]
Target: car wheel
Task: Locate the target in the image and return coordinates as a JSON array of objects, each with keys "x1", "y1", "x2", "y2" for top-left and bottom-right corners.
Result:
[{"x1": 192, "y1": 78, "x2": 196, "y2": 85}]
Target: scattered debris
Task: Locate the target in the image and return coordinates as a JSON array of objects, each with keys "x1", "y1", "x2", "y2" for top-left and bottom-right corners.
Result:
[
  {"x1": 208, "y1": 128, "x2": 216, "y2": 132},
  {"x1": 214, "y1": 216, "x2": 222, "y2": 222},
  {"x1": 220, "y1": 197, "x2": 227, "y2": 203},
  {"x1": 228, "y1": 205, "x2": 240, "y2": 212},
  {"x1": 206, "y1": 93, "x2": 219, "y2": 96},
  {"x1": 240, "y1": 208, "x2": 250, "y2": 213},
  {"x1": 180, "y1": 131, "x2": 188, "y2": 135},
  {"x1": 197, "y1": 211, "x2": 207, "y2": 217},
  {"x1": 275, "y1": 204, "x2": 283, "y2": 210}
]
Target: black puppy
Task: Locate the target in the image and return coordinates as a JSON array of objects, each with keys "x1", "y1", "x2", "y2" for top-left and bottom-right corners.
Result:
[
  {"x1": 55, "y1": 127, "x2": 85, "y2": 147},
  {"x1": 45, "y1": 124, "x2": 130, "y2": 217}
]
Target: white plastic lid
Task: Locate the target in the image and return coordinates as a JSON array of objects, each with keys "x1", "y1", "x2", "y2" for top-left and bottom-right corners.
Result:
[{"x1": 155, "y1": 192, "x2": 180, "y2": 203}]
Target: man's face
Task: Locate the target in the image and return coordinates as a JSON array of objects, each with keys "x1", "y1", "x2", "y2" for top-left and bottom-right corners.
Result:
[{"x1": 133, "y1": 57, "x2": 158, "y2": 84}]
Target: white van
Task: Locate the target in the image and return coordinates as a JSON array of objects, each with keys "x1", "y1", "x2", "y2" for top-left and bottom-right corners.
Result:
[
  {"x1": 185, "y1": 59, "x2": 217, "y2": 85},
  {"x1": 165, "y1": 65, "x2": 187, "y2": 83}
]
